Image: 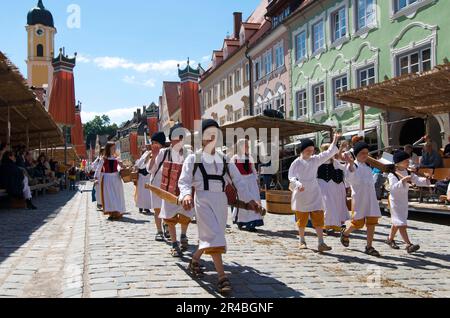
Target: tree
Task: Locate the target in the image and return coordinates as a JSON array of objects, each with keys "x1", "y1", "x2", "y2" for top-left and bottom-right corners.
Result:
[{"x1": 83, "y1": 115, "x2": 118, "y2": 148}]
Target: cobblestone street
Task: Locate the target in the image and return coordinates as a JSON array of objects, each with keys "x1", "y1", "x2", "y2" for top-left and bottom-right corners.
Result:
[{"x1": 0, "y1": 182, "x2": 449, "y2": 298}]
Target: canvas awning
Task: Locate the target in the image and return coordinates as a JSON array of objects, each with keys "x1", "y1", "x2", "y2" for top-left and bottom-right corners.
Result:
[
  {"x1": 338, "y1": 63, "x2": 450, "y2": 116},
  {"x1": 221, "y1": 115, "x2": 333, "y2": 140},
  {"x1": 0, "y1": 51, "x2": 64, "y2": 149}
]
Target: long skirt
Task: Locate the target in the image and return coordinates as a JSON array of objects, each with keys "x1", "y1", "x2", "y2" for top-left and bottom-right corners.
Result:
[
  {"x1": 232, "y1": 174, "x2": 264, "y2": 228},
  {"x1": 195, "y1": 191, "x2": 228, "y2": 252},
  {"x1": 318, "y1": 179, "x2": 349, "y2": 228},
  {"x1": 135, "y1": 173, "x2": 152, "y2": 210},
  {"x1": 101, "y1": 172, "x2": 126, "y2": 213}
]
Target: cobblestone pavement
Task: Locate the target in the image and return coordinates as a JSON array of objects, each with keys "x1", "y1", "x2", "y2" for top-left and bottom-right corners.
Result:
[{"x1": 0, "y1": 182, "x2": 449, "y2": 298}]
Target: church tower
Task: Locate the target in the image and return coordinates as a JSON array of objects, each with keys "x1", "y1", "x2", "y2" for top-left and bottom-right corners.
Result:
[{"x1": 26, "y1": 0, "x2": 56, "y2": 88}]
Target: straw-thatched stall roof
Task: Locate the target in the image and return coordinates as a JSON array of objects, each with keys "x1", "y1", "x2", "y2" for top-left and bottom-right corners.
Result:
[
  {"x1": 47, "y1": 147, "x2": 80, "y2": 165},
  {"x1": 221, "y1": 115, "x2": 333, "y2": 140},
  {"x1": 0, "y1": 51, "x2": 64, "y2": 149},
  {"x1": 338, "y1": 63, "x2": 450, "y2": 116}
]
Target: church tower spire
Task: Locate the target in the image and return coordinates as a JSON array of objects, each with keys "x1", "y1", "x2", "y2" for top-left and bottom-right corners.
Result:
[{"x1": 26, "y1": 0, "x2": 57, "y2": 88}]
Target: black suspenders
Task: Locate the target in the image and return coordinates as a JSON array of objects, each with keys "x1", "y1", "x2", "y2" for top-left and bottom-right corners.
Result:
[{"x1": 193, "y1": 156, "x2": 227, "y2": 192}]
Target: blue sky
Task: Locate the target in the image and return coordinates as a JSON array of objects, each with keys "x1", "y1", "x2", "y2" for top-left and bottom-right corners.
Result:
[{"x1": 1, "y1": 0, "x2": 261, "y2": 125}]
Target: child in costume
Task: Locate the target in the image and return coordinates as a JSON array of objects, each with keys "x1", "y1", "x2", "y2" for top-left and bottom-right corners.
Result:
[
  {"x1": 179, "y1": 119, "x2": 259, "y2": 294},
  {"x1": 231, "y1": 139, "x2": 264, "y2": 232},
  {"x1": 134, "y1": 135, "x2": 153, "y2": 214},
  {"x1": 386, "y1": 150, "x2": 429, "y2": 253},
  {"x1": 152, "y1": 124, "x2": 193, "y2": 257},
  {"x1": 95, "y1": 142, "x2": 126, "y2": 221},
  {"x1": 318, "y1": 143, "x2": 349, "y2": 234},
  {"x1": 147, "y1": 132, "x2": 167, "y2": 241},
  {"x1": 288, "y1": 132, "x2": 341, "y2": 252},
  {"x1": 341, "y1": 142, "x2": 382, "y2": 257}
]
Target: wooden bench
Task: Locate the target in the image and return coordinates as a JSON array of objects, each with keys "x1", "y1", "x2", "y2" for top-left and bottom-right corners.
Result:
[{"x1": 0, "y1": 189, "x2": 27, "y2": 209}]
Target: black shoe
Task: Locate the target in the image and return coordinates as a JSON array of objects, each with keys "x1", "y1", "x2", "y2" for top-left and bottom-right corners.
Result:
[
  {"x1": 163, "y1": 224, "x2": 170, "y2": 239},
  {"x1": 26, "y1": 199, "x2": 37, "y2": 210},
  {"x1": 385, "y1": 239, "x2": 400, "y2": 250},
  {"x1": 139, "y1": 208, "x2": 143, "y2": 214},
  {"x1": 406, "y1": 244, "x2": 421, "y2": 254}
]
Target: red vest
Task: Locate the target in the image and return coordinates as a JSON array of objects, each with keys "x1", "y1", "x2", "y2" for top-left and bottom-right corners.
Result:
[
  {"x1": 235, "y1": 161, "x2": 254, "y2": 176},
  {"x1": 102, "y1": 159, "x2": 118, "y2": 173},
  {"x1": 160, "y1": 149, "x2": 183, "y2": 196}
]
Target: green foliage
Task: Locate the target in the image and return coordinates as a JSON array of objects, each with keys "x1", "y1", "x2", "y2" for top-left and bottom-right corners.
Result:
[{"x1": 83, "y1": 115, "x2": 118, "y2": 147}]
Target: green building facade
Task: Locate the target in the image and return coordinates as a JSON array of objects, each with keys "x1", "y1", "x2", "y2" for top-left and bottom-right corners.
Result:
[{"x1": 286, "y1": 0, "x2": 449, "y2": 148}]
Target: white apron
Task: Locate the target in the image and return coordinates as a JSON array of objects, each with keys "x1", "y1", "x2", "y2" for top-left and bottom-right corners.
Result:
[
  {"x1": 101, "y1": 172, "x2": 126, "y2": 213},
  {"x1": 388, "y1": 171, "x2": 429, "y2": 227},
  {"x1": 195, "y1": 191, "x2": 228, "y2": 250},
  {"x1": 289, "y1": 143, "x2": 339, "y2": 213},
  {"x1": 319, "y1": 179, "x2": 349, "y2": 227},
  {"x1": 134, "y1": 151, "x2": 152, "y2": 210},
  {"x1": 230, "y1": 155, "x2": 263, "y2": 227},
  {"x1": 345, "y1": 161, "x2": 381, "y2": 220}
]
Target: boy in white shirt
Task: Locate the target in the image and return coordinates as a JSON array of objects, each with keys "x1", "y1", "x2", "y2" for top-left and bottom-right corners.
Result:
[{"x1": 288, "y1": 132, "x2": 341, "y2": 252}]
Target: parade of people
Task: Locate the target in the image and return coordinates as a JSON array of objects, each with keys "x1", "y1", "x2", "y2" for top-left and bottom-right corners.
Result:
[{"x1": 1, "y1": 0, "x2": 450, "y2": 302}]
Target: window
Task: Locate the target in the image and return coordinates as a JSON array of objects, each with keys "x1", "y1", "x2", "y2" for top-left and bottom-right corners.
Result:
[
  {"x1": 227, "y1": 75, "x2": 233, "y2": 95},
  {"x1": 213, "y1": 86, "x2": 218, "y2": 103},
  {"x1": 36, "y1": 44, "x2": 44, "y2": 57},
  {"x1": 235, "y1": 69, "x2": 241, "y2": 89},
  {"x1": 263, "y1": 51, "x2": 273, "y2": 75},
  {"x1": 331, "y1": 7, "x2": 347, "y2": 42},
  {"x1": 357, "y1": 0, "x2": 376, "y2": 30},
  {"x1": 313, "y1": 83, "x2": 325, "y2": 113},
  {"x1": 395, "y1": 0, "x2": 418, "y2": 12},
  {"x1": 275, "y1": 43, "x2": 284, "y2": 69},
  {"x1": 245, "y1": 63, "x2": 250, "y2": 82},
  {"x1": 255, "y1": 105, "x2": 262, "y2": 116},
  {"x1": 255, "y1": 59, "x2": 262, "y2": 81},
  {"x1": 272, "y1": 6, "x2": 291, "y2": 28},
  {"x1": 312, "y1": 20, "x2": 325, "y2": 53},
  {"x1": 220, "y1": 80, "x2": 226, "y2": 98},
  {"x1": 275, "y1": 95, "x2": 286, "y2": 114},
  {"x1": 227, "y1": 109, "x2": 233, "y2": 122},
  {"x1": 397, "y1": 47, "x2": 432, "y2": 76},
  {"x1": 295, "y1": 31, "x2": 307, "y2": 62},
  {"x1": 358, "y1": 65, "x2": 376, "y2": 87},
  {"x1": 234, "y1": 109, "x2": 242, "y2": 122},
  {"x1": 333, "y1": 75, "x2": 348, "y2": 108},
  {"x1": 296, "y1": 90, "x2": 308, "y2": 118}
]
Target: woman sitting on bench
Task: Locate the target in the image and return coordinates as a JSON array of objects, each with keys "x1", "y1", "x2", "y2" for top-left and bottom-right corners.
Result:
[{"x1": 0, "y1": 151, "x2": 37, "y2": 210}]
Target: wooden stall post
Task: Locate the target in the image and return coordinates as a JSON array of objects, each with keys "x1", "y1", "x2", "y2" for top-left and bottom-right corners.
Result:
[
  {"x1": 360, "y1": 104, "x2": 365, "y2": 132},
  {"x1": 26, "y1": 123, "x2": 30, "y2": 150},
  {"x1": 7, "y1": 105, "x2": 11, "y2": 147}
]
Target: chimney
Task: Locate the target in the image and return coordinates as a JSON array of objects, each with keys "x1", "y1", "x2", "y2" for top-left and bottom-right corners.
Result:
[
  {"x1": 137, "y1": 108, "x2": 141, "y2": 120},
  {"x1": 233, "y1": 12, "x2": 242, "y2": 40}
]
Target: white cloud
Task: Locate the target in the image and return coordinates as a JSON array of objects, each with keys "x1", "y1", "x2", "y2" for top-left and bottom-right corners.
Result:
[
  {"x1": 123, "y1": 75, "x2": 156, "y2": 88},
  {"x1": 76, "y1": 53, "x2": 91, "y2": 63},
  {"x1": 92, "y1": 56, "x2": 189, "y2": 75},
  {"x1": 81, "y1": 107, "x2": 139, "y2": 125}
]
